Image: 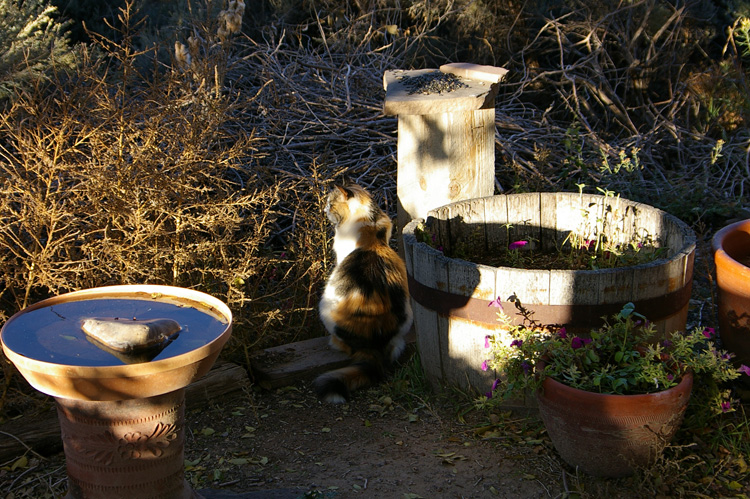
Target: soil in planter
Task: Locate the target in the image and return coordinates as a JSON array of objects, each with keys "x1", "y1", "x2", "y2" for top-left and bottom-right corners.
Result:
[{"x1": 448, "y1": 243, "x2": 667, "y2": 271}]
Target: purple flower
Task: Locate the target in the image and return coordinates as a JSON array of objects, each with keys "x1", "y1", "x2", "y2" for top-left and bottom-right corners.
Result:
[
  {"x1": 485, "y1": 378, "x2": 501, "y2": 399},
  {"x1": 508, "y1": 240, "x2": 528, "y2": 251},
  {"x1": 488, "y1": 297, "x2": 503, "y2": 308},
  {"x1": 484, "y1": 335, "x2": 491, "y2": 349},
  {"x1": 481, "y1": 360, "x2": 489, "y2": 372},
  {"x1": 521, "y1": 361, "x2": 532, "y2": 375},
  {"x1": 740, "y1": 365, "x2": 750, "y2": 376},
  {"x1": 510, "y1": 339, "x2": 523, "y2": 348},
  {"x1": 571, "y1": 337, "x2": 590, "y2": 349},
  {"x1": 703, "y1": 327, "x2": 716, "y2": 339},
  {"x1": 721, "y1": 400, "x2": 732, "y2": 413},
  {"x1": 558, "y1": 327, "x2": 567, "y2": 339},
  {"x1": 666, "y1": 374, "x2": 674, "y2": 381},
  {"x1": 662, "y1": 339, "x2": 672, "y2": 348}
]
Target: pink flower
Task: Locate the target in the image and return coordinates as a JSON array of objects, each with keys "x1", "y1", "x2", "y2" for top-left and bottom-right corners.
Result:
[
  {"x1": 508, "y1": 240, "x2": 528, "y2": 251},
  {"x1": 484, "y1": 335, "x2": 491, "y2": 349},
  {"x1": 739, "y1": 365, "x2": 750, "y2": 376},
  {"x1": 558, "y1": 327, "x2": 567, "y2": 339},
  {"x1": 721, "y1": 400, "x2": 732, "y2": 413},
  {"x1": 488, "y1": 297, "x2": 503, "y2": 308},
  {"x1": 703, "y1": 327, "x2": 716, "y2": 339},
  {"x1": 481, "y1": 360, "x2": 489, "y2": 372}
]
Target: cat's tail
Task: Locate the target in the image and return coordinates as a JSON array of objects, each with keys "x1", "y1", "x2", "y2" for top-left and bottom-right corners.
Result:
[{"x1": 313, "y1": 349, "x2": 386, "y2": 404}]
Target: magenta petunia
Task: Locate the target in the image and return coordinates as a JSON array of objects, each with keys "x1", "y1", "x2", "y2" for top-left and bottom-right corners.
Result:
[
  {"x1": 740, "y1": 365, "x2": 750, "y2": 376},
  {"x1": 571, "y1": 337, "x2": 585, "y2": 349},
  {"x1": 488, "y1": 297, "x2": 503, "y2": 308},
  {"x1": 481, "y1": 360, "x2": 489, "y2": 371},
  {"x1": 558, "y1": 327, "x2": 567, "y2": 339},
  {"x1": 508, "y1": 240, "x2": 528, "y2": 250},
  {"x1": 703, "y1": 327, "x2": 716, "y2": 338},
  {"x1": 721, "y1": 400, "x2": 732, "y2": 413},
  {"x1": 484, "y1": 335, "x2": 491, "y2": 349},
  {"x1": 510, "y1": 339, "x2": 523, "y2": 348}
]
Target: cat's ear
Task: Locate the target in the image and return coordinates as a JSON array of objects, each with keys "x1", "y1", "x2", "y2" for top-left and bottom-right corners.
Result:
[{"x1": 334, "y1": 185, "x2": 354, "y2": 199}]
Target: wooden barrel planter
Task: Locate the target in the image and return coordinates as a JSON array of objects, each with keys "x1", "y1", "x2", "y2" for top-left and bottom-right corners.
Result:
[{"x1": 401, "y1": 192, "x2": 696, "y2": 392}]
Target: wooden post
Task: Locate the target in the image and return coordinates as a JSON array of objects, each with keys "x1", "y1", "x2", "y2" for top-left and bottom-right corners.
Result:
[{"x1": 383, "y1": 63, "x2": 508, "y2": 236}]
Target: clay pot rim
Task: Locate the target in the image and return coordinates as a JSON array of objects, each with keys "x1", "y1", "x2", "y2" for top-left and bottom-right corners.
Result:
[
  {"x1": 0, "y1": 284, "x2": 232, "y2": 378},
  {"x1": 539, "y1": 369, "x2": 694, "y2": 403},
  {"x1": 712, "y1": 219, "x2": 750, "y2": 275}
]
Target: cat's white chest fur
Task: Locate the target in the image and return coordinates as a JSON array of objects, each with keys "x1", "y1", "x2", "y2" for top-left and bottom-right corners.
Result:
[{"x1": 332, "y1": 225, "x2": 359, "y2": 264}]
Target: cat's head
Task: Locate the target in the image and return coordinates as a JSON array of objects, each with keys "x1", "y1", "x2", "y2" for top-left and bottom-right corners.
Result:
[{"x1": 325, "y1": 184, "x2": 376, "y2": 227}]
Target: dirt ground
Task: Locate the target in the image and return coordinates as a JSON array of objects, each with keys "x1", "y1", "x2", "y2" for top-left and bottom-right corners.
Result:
[
  {"x1": 184, "y1": 374, "x2": 640, "y2": 499},
  {"x1": 1, "y1": 364, "x2": 641, "y2": 499}
]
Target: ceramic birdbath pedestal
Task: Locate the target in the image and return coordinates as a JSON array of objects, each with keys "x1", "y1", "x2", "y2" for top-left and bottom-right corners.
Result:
[
  {"x1": 0, "y1": 285, "x2": 233, "y2": 499},
  {"x1": 383, "y1": 62, "x2": 508, "y2": 235}
]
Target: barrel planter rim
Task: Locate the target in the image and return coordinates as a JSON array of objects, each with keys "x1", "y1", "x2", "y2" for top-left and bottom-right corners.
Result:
[{"x1": 402, "y1": 192, "x2": 696, "y2": 329}]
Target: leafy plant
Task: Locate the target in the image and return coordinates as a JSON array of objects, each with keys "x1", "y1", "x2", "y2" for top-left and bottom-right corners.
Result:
[{"x1": 482, "y1": 298, "x2": 746, "y2": 417}]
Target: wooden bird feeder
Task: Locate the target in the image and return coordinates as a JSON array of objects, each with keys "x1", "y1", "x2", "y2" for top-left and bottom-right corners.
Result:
[{"x1": 383, "y1": 62, "x2": 508, "y2": 235}]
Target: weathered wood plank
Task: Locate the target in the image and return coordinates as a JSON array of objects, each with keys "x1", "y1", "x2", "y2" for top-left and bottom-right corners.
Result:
[
  {"x1": 445, "y1": 260, "x2": 497, "y2": 391},
  {"x1": 409, "y1": 242, "x2": 450, "y2": 388},
  {"x1": 395, "y1": 109, "x2": 495, "y2": 231}
]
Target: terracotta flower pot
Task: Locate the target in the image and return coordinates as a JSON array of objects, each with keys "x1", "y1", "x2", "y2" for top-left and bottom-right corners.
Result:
[
  {"x1": 536, "y1": 372, "x2": 693, "y2": 478},
  {"x1": 713, "y1": 219, "x2": 750, "y2": 376}
]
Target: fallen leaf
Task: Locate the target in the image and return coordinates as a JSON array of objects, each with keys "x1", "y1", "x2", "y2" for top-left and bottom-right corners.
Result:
[
  {"x1": 201, "y1": 428, "x2": 215, "y2": 436},
  {"x1": 11, "y1": 456, "x2": 27, "y2": 471}
]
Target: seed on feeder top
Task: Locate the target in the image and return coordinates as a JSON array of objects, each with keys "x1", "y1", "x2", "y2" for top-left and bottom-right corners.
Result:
[{"x1": 397, "y1": 71, "x2": 469, "y2": 95}]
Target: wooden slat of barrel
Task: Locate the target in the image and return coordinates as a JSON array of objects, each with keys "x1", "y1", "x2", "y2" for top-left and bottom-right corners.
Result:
[
  {"x1": 444, "y1": 258, "x2": 497, "y2": 389},
  {"x1": 409, "y1": 240, "x2": 450, "y2": 386}
]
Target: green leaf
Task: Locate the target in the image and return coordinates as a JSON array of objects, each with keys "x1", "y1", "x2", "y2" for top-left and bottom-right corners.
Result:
[
  {"x1": 201, "y1": 428, "x2": 215, "y2": 436},
  {"x1": 615, "y1": 351, "x2": 624, "y2": 363}
]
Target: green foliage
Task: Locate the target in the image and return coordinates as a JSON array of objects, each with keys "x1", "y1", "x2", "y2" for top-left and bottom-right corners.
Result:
[
  {"x1": 0, "y1": 0, "x2": 79, "y2": 106},
  {"x1": 484, "y1": 299, "x2": 743, "y2": 417}
]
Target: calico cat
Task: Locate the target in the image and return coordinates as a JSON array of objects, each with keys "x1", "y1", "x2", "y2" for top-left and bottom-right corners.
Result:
[{"x1": 314, "y1": 183, "x2": 413, "y2": 404}]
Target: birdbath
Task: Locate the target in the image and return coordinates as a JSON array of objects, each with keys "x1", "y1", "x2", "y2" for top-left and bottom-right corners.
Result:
[
  {"x1": 383, "y1": 62, "x2": 508, "y2": 234},
  {"x1": 0, "y1": 285, "x2": 233, "y2": 499}
]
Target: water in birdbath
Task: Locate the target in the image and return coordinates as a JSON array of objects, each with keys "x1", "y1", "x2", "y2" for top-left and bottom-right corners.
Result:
[{"x1": 1, "y1": 295, "x2": 228, "y2": 367}]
